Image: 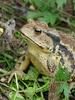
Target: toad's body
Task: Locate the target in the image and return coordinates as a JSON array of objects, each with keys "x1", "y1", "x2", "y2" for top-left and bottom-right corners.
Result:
[
  {"x1": 9, "y1": 20, "x2": 75, "y2": 80},
  {"x1": 20, "y1": 20, "x2": 75, "y2": 76}
]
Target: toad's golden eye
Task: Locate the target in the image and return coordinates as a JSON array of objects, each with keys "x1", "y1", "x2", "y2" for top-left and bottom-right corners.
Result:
[
  {"x1": 0, "y1": 27, "x2": 4, "y2": 36},
  {"x1": 34, "y1": 28, "x2": 42, "y2": 35}
]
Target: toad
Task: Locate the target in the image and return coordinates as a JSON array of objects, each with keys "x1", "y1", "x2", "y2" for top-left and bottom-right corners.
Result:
[{"x1": 9, "y1": 20, "x2": 75, "y2": 83}]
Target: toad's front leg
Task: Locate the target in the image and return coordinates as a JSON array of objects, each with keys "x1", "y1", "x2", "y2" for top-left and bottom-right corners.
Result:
[{"x1": 8, "y1": 55, "x2": 30, "y2": 83}]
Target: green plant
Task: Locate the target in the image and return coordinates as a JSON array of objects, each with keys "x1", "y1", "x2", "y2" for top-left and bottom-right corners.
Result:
[
  {"x1": 0, "y1": 66, "x2": 50, "y2": 100},
  {"x1": 0, "y1": 50, "x2": 15, "y2": 71},
  {"x1": 23, "y1": 0, "x2": 66, "y2": 25},
  {"x1": 22, "y1": 0, "x2": 75, "y2": 30},
  {"x1": 55, "y1": 64, "x2": 71, "y2": 100},
  {"x1": 26, "y1": 0, "x2": 60, "y2": 25},
  {"x1": 55, "y1": 64, "x2": 70, "y2": 81},
  {"x1": 8, "y1": 66, "x2": 50, "y2": 100},
  {"x1": 57, "y1": 82, "x2": 69, "y2": 100}
]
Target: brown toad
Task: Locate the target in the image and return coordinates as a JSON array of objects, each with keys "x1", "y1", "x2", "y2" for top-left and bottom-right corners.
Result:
[
  {"x1": 21, "y1": 20, "x2": 75, "y2": 76},
  {"x1": 9, "y1": 20, "x2": 75, "y2": 83}
]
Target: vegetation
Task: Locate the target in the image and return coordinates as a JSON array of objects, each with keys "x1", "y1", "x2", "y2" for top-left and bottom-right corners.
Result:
[
  {"x1": 24, "y1": 0, "x2": 75, "y2": 28},
  {"x1": 0, "y1": 0, "x2": 75, "y2": 100}
]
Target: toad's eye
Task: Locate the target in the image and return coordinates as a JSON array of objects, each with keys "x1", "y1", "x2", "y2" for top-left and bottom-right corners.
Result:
[{"x1": 34, "y1": 28, "x2": 42, "y2": 35}]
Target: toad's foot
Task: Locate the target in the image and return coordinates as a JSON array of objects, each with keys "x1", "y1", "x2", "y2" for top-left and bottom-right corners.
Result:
[
  {"x1": 8, "y1": 69, "x2": 24, "y2": 83},
  {"x1": 8, "y1": 55, "x2": 30, "y2": 83}
]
